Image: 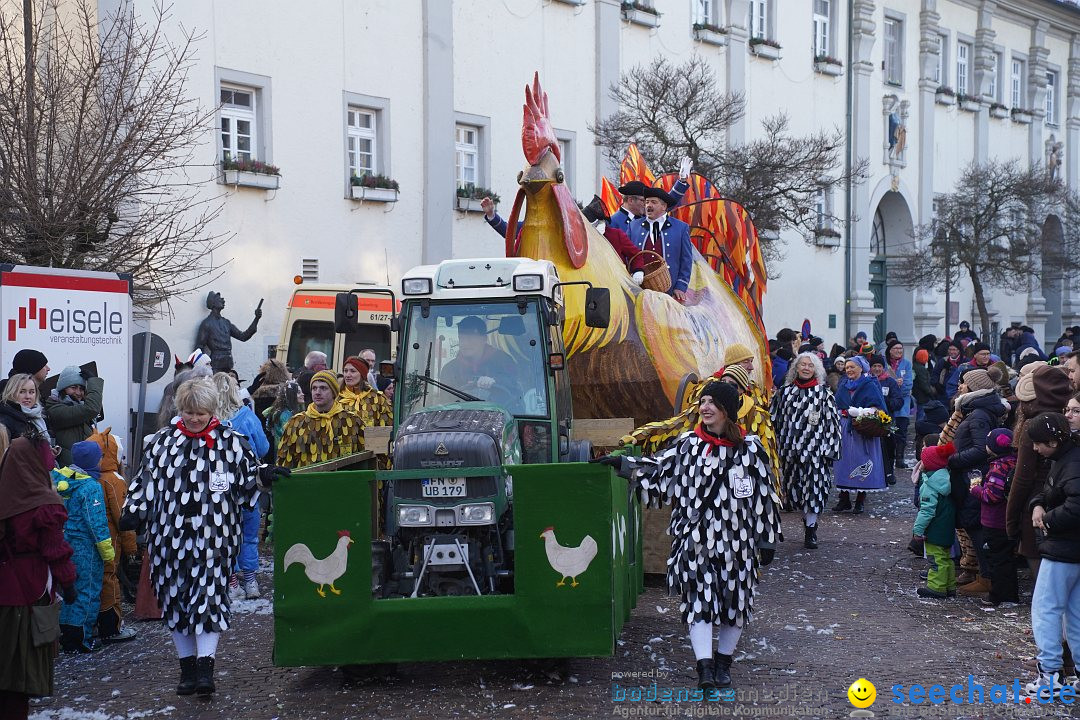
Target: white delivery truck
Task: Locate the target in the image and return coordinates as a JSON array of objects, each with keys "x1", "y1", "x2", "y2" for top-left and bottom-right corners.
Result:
[{"x1": 0, "y1": 264, "x2": 133, "y2": 454}]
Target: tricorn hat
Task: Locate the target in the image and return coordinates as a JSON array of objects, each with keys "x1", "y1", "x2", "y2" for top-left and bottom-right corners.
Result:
[
  {"x1": 617, "y1": 180, "x2": 649, "y2": 197},
  {"x1": 643, "y1": 186, "x2": 677, "y2": 208}
]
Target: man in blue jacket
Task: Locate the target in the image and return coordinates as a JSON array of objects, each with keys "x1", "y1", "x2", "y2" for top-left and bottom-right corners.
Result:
[{"x1": 628, "y1": 186, "x2": 694, "y2": 301}]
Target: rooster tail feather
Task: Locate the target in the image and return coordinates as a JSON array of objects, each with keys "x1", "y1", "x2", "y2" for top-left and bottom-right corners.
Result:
[{"x1": 283, "y1": 543, "x2": 315, "y2": 571}]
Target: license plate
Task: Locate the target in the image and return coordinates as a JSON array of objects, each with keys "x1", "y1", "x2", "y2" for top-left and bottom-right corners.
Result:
[{"x1": 422, "y1": 477, "x2": 466, "y2": 498}]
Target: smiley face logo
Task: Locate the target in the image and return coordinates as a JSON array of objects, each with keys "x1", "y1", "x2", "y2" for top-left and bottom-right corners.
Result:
[{"x1": 847, "y1": 678, "x2": 876, "y2": 708}]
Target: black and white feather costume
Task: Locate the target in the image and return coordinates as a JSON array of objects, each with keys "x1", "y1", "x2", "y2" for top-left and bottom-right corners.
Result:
[
  {"x1": 124, "y1": 421, "x2": 260, "y2": 633},
  {"x1": 626, "y1": 429, "x2": 783, "y2": 627},
  {"x1": 769, "y1": 372, "x2": 842, "y2": 514}
]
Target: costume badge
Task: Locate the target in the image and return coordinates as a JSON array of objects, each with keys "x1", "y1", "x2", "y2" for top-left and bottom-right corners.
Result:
[
  {"x1": 209, "y1": 471, "x2": 231, "y2": 492},
  {"x1": 808, "y1": 411, "x2": 821, "y2": 426},
  {"x1": 732, "y1": 469, "x2": 753, "y2": 499}
]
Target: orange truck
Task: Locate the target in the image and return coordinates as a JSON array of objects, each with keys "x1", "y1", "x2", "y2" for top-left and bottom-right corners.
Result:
[{"x1": 275, "y1": 282, "x2": 395, "y2": 371}]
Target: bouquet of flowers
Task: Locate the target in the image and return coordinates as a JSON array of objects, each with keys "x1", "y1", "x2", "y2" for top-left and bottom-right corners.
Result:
[{"x1": 847, "y1": 407, "x2": 895, "y2": 438}]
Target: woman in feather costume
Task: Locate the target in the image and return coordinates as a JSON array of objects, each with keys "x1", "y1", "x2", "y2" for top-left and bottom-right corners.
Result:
[
  {"x1": 769, "y1": 352, "x2": 842, "y2": 549},
  {"x1": 596, "y1": 381, "x2": 782, "y2": 694},
  {"x1": 276, "y1": 371, "x2": 364, "y2": 469},
  {"x1": 121, "y1": 378, "x2": 287, "y2": 696},
  {"x1": 338, "y1": 357, "x2": 392, "y2": 428}
]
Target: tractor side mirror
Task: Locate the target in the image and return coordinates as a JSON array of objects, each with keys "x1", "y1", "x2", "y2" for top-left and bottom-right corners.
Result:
[
  {"x1": 335, "y1": 293, "x2": 360, "y2": 334},
  {"x1": 584, "y1": 287, "x2": 610, "y2": 329}
]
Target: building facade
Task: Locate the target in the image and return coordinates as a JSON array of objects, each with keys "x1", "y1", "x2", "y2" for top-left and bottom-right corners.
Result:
[{"x1": 110, "y1": 0, "x2": 1080, "y2": 385}]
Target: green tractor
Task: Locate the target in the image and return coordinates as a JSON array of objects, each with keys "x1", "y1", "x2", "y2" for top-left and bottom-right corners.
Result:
[{"x1": 273, "y1": 258, "x2": 644, "y2": 667}]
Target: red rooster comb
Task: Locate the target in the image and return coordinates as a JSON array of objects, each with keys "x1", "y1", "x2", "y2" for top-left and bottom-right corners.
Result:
[
  {"x1": 337, "y1": 530, "x2": 351, "y2": 538},
  {"x1": 522, "y1": 72, "x2": 560, "y2": 165}
]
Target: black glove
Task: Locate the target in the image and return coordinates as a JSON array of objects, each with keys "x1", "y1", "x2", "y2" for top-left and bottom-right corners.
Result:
[
  {"x1": 118, "y1": 510, "x2": 140, "y2": 532},
  {"x1": 61, "y1": 584, "x2": 77, "y2": 604},
  {"x1": 79, "y1": 366, "x2": 97, "y2": 381},
  {"x1": 759, "y1": 547, "x2": 775, "y2": 566},
  {"x1": 259, "y1": 465, "x2": 291, "y2": 485},
  {"x1": 589, "y1": 455, "x2": 622, "y2": 468},
  {"x1": 908, "y1": 536, "x2": 925, "y2": 555}
]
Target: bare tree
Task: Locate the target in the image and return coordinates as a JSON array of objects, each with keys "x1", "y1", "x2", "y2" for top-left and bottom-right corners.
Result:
[
  {"x1": 0, "y1": 0, "x2": 227, "y2": 309},
  {"x1": 591, "y1": 55, "x2": 867, "y2": 268},
  {"x1": 889, "y1": 159, "x2": 1080, "y2": 340}
]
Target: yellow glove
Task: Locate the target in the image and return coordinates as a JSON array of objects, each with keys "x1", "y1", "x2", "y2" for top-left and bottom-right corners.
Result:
[{"x1": 96, "y1": 538, "x2": 115, "y2": 563}]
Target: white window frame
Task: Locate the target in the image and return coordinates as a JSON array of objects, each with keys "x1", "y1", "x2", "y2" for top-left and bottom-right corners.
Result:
[
  {"x1": 215, "y1": 68, "x2": 272, "y2": 169},
  {"x1": 932, "y1": 33, "x2": 945, "y2": 86},
  {"x1": 453, "y1": 112, "x2": 491, "y2": 191},
  {"x1": 346, "y1": 107, "x2": 376, "y2": 179},
  {"x1": 456, "y1": 124, "x2": 479, "y2": 189},
  {"x1": 555, "y1": 129, "x2": 577, "y2": 191},
  {"x1": 813, "y1": 0, "x2": 831, "y2": 58},
  {"x1": 988, "y1": 51, "x2": 1002, "y2": 102},
  {"x1": 748, "y1": 0, "x2": 769, "y2": 40},
  {"x1": 957, "y1": 41, "x2": 971, "y2": 97},
  {"x1": 1046, "y1": 69, "x2": 1058, "y2": 126},
  {"x1": 220, "y1": 84, "x2": 256, "y2": 164},
  {"x1": 694, "y1": 0, "x2": 720, "y2": 27},
  {"x1": 1011, "y1": 57, "x2": 1026, "y2": 109},
  {"x1": 814, "y1": 189, "x2": 829, "y2": 230},
  {"x1": 342, "y1": 92, "x2": 391, "y2": 194},
  {"x1": 883, "y1": 15, "x2": 903, "y2": 87}
]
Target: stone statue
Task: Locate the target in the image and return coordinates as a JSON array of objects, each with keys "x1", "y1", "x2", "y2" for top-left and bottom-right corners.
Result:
[
  {"x1": 194, "y1": 291, "x2": 262, "y2": 373},
  {"x1": 1047, "y1": 135, "x2": 1063, "y2": 181}
]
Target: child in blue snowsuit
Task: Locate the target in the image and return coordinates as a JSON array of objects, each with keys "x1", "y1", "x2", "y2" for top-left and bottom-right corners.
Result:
[{"x1": 56, "y1": 441, "x2": 114, "y2": 652}]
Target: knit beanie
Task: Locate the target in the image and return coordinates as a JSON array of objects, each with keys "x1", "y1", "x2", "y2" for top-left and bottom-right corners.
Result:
[
  {"x1": 869, "y1": 354, "x2": 886, "y2": 369},
  {"x1": 723, "y1": 343, "x2": 754, "y2": 366},
  {"x1": 309, "y1": 370, "x2": 340, "y2": 397},
  {"x1": 1027, "y1": 412, "x2": 1071, "y2": 444},
  {"x1": 986, "y1": 428, "x2": 1014, "y2": 457},
  {"x1": 970, "y1": 342, "x2": 991, "y2": 356},
  {"x1": 720, "y1": 364, "x2": 750, "y2": 393},
  {"x1": 914, "y1": 349, "x2": 929, "y2": 365},
  {"x1": 700, "y1": 381, "x2": 740, "y2": 422},
  {"x1": 343, "y1": 356, "x2": 370, "y2": 376},
  {"x1": 57, "y1": 366, "x2": 85, "y2": 393},
  {"x1": 1028, "y1": 364, "x2": 1071, "y2": 407},
  {"x1": 962, "y1": 369, "x2": 995, "y2": 393},
  {"x1": 10, "y1": 349, "x2": 47, "y2": 377},
  {"x1": 70, "y1": 440, "x2": 103, "y2": 473},
  {"x1": 920, "y1": 442, "x2": 955, "y2": 472}
]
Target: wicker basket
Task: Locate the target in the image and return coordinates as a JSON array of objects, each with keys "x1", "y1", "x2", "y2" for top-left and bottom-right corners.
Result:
[
  {"x1": 629, "y1": 250, "x2": 671, "y2": 293},
  {"x1": 852, "y1": 418, "x2": 893, "y2": 438}
]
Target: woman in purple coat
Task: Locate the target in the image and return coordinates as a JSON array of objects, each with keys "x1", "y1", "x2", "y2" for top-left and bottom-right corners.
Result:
[{"x1": 832, "y1": 356, "x2": 888, "y2": 514}]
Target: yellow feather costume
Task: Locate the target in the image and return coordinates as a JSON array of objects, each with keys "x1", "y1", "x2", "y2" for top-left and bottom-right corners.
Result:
[
  {"x1": 338, "y1": 386, "x2": 393, "y2": 428},
  {"x1": 276, "y1": 403, "x2": 365, "y2": 469}
]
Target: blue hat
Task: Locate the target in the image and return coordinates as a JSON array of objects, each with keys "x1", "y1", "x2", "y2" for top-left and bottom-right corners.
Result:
[
  {"x1": 70, "y1": 441, "x2": 102, "y2": 476},
  {"x1": 1055, "y1": 345, "x2": 1071, "y2": 357},
  {"x1": 57, "y1": 365, "x2": 84, "y2": 393},
  {"x1": 847, "y1": 355, "x2": 871, "y2": 374},
  {"x1": 854, "y1": 331, "x2": 867, "y2": 341}
]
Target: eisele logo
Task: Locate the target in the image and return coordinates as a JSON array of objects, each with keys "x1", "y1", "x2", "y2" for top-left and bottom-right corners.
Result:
[{"x1": 7, "y1": 297, "x2": 124, "y2": 342}]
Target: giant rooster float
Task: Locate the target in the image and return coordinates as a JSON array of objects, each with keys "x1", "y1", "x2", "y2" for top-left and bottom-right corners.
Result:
[{"x1": 503, "y1": 74, "x2": 771, "y2": 433}]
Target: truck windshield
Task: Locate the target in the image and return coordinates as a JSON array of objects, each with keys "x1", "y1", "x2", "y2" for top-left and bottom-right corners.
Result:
[{"x1": 399, "y1": 301, "x2": 548, "y2": 418}]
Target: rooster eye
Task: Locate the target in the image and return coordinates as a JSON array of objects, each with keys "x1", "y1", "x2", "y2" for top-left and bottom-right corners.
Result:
[{"x1": 555, "y1": 168, "x2": 564, "y2": 184}]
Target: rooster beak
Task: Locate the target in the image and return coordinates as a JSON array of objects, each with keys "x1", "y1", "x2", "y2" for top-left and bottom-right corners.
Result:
[{"x1": 518, "y1": 150, "x2": 561, "y2": 194}]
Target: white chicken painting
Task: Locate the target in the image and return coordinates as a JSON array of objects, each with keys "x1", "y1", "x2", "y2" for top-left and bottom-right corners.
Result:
[
  {"x1": 540, "y1": 526, "x2": 598, "y2": 588},
  {"x1": 284, "y1": 529, "x2": 354, "y2": 597}
]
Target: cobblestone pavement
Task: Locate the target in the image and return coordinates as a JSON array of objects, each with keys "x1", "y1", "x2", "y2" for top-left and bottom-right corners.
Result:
[{"x1": 31, "y1": 480, "x2": 1073, "y2": 720}]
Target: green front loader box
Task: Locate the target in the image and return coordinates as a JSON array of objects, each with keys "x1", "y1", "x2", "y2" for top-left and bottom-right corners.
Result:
[{"x1": 273, "y1": 463, "x2": 643, "y2": 666}]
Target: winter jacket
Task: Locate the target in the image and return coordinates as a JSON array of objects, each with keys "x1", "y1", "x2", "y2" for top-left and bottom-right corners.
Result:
[
  {"x1": 0, "y1": 504, "x2": 76, "y2": 606},
  {"x1": 888, "y1": 357, "x2": 914, "y2": 416},
  {"x1": 44, "y1": 377, "x2": 104, "y2": 467},
  {"x1": 971, "y1": 454, "x2": 1015, "y2": 530},
  {"x1": 936, "y1": 357, "x2": 962, "y2": 399},
  {"x1": 1029, "y1": 444, "x2": 1080, "y2": 563},
  {"x1": 0, "y1": 400, "x2": 34, "y2": 439},
  {"x1": 947, "y1": 389, "x2": 1008, "y2": 474},
  {"x1": 912, "y1": 361, "x2": 935, "y2": 405},
  {"x1": 54, "y1": 467, "x2": 113, "y2": 636},
  {"x1": 1007, "y1": 401, "x2": 1061, "y2": 558},
  {"x1": 835, "y1": 375, "x2": 886, "y2": 413},
  {"x1": 1011, "y1": 332, "x2": 1046, "y2": 367},
  {"x1": 914, "y1": 468, "x2": 956, "y2": 547},
  {"x1": 771, "y1": 356, "x2": 789, "y2": 390},
  {"x1": 225, "y1": 404, "x2": 270, "y2": 459},
  {"x1": 876, "y1": 374, "x2": 904, "y2": 416}
]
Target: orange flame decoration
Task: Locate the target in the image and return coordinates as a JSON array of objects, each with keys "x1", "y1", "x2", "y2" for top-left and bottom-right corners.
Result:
[
  {"x1": 619, "y1": 144, "x2": 655, "y2": 187},
  {"x1": 599, "y1": 177, "x2": 623, "y2": 218}
]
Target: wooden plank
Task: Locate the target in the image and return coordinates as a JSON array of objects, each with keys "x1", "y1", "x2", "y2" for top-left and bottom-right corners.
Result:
[
  {"x1": 292, "y1": 450, "x2": 374, "y2": 474},
  {"x1": 364, "y1": 425, "x2": 392, "y2": 455},
  {"x1": 570, "y1": 418, "x2": 635, "y2": 447}
]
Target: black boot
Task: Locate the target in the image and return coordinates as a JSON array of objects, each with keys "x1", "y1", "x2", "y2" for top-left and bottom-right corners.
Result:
[
  {"x1": 713, "y1": 652, "x2": 733, "y2": 688},
  {"x1": 696, "y1": 659, "x2": 717, "y2": 691},
  {"x1": 804, "y1": 523, "x2": 818, "y2": 549},
  {"x1": 195, "y1": 656, "x2": 215, "y2": 696},
  {"x1": 176, "y1": 657, "x2": 197, "y2": 696},
  {"x1": 851, "y1": 492, "x2": 866, "y2": 514},
  {"x1": 831, "y1": 492, "x2": 852, "y2": 512}
]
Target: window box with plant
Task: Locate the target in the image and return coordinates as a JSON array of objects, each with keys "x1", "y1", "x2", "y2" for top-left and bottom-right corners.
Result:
[
  {"x1": 935, "y1": 86, "x2": 956, "y2": 106},
  {"x1": 813, "y1": 55, "x2": 843, "y2": 77},
  {"x1": 221, "y1": 157, "x2": 281, "y2": 190},
  {"x1": 749, "y1": 37, "x2": 781, "y2": 60},
  {"x1": 456, "y1": 185, "x2": 499, "y2": 213},
  {"x1": 813, "y1": 227, "x2": 842, "y2": 248},
  {"x1": 957, "y1": 93, "x2": 980, "y2": 112},
  {"x1": 1011, "y1": 107, "x2": 1033, "y2": 124},
  {"x1": 350, "y1": 173, "x2": 400, "y2": 203},
  {"x1": 989, "y1": 102, "x2": 1009, "y2": 120},
  {"x1": 622, "y1": 1, "x2": 660, "y2": 28},
  {"x1": 693, "y1": 22, "x2": 727, "y2": 47}
]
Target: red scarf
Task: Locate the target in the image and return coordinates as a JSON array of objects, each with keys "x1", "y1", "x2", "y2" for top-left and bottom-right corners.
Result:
[
  {"x1": 794, "y1": 377, "x2": 819, "y2": 389},
  {"x1": 694, "y1": 423, "x2": 745, "y2": 454},
  {"x1": 176, "y1": 417, "x2": 221, "y2": 449}
]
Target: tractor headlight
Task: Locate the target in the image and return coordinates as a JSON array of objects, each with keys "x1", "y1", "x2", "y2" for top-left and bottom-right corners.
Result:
[
  {"x1": 402, "y1": 277, "x2": 432, "y2": 295},
  {"x1": 513, "y1": 274, "x2": 543, "y2": 292},
  {"x1": 398, "y1": 505, "x2": 433, "y2": 526},
  {"x1": 457, "y1": 503, "x2": 495, "y2": 525}
]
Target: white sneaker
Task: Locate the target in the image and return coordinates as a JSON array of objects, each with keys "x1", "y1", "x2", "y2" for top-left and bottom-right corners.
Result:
[
  {"x1": 1023, "y1": 667, "x2": 1063, "y2": 700},
  {"x1": 103, "y1": 624, "x2": 138, "y2": 643},
  {"x1": 243, "y1": 579, "x2": 261, "y2": 599},
  {"x1": 1062, "y1": 674, "x2": 1079, "y2": 691},
  {"x1": 228, "y1": 574, "x2": 245, "y2": 602}
]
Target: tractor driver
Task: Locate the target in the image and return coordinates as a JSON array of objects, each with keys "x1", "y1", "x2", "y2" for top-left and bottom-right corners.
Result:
[{"x1": 441, "y1": 316, "x2": 522, "y2": 404}]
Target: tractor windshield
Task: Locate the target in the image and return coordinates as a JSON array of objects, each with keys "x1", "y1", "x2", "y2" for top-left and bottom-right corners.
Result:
[{"x1": 399, "y1": 300, "x2": 549, "y2": 418}]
